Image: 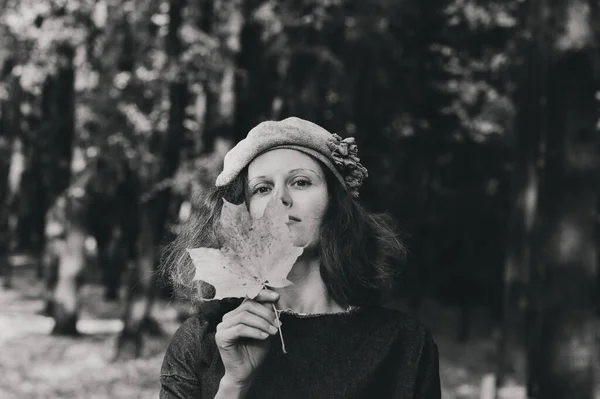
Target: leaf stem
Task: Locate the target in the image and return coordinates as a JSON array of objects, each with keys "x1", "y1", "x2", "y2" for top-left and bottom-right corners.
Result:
[{"x1": 272, "y1": 303, "x2": 287, "y2": 354}]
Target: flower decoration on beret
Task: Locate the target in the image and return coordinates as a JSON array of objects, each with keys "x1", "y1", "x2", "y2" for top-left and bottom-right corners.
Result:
[{"x1": 327, "y1": 134, "x2": 369, "y2": 198}]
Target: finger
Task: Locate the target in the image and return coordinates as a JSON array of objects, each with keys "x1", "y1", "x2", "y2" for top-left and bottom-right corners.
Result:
[
  {"x1": 254, "y1": 289, "x2": 280, "y2": 304},
  {"x1": 222, "y1": 298, "x2": 277, "y2": 324},
  {"x1": 216, "y1": 324, "x2": 272, "y2": 345},
  {"x1": 221, "y1": 298, "x2": 249, "y2": 320},
  {"x1": 219, "y1": 309, "x2": 279, "y2": 334}
]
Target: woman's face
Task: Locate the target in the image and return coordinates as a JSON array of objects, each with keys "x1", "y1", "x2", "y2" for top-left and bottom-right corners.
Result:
[{"x1": 246, "y1": 149, "x2": 329, "y2": 249}]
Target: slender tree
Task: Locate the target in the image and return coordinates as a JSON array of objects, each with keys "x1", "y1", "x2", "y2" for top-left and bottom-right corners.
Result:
[
  {"x1": 0, "y1": 60, "x2": 22, "y2": 287},
  {"x1": 527, "y1": 0, "x2": 599, "y2": 397},
  {"x1": 39, "y1": 41, "x2": 79, "y2": 334},
  {"x1": 497, "y1": 0, "x2": 545, "y2": 386}
]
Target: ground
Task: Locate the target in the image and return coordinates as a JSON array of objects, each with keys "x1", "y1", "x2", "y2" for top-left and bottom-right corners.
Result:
[{"x1": 0, "y1": 261, "x2": 526, "y2": 398}]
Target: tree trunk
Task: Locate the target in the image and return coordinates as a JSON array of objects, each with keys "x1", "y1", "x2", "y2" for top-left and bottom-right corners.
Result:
[
  {"x1": 196, "y1": 0, "x2": 219, "y2": 154},
  {"x1": 37, "y1": 44, "x2": 78, "y2": 334},
  {"x1": 194, "y1": 0, "x2": 241, "y2": 151},
  {"x1": 42, "y1": 168, "x2": 96, "y2": 332},
  {"x1": 0, "y1": 74, "x2": 18, "y2": 210},
  {"x1": 31, "y1": 43, "x2": 76, "y2": 276},
  {"x1": 117, "y1": 201, "x2": 160, "y2": 358},
  {"x1": 0, "y1": 73, "x2": 22, "y2": 287},
  {"x1": 528, "y1": 1, "x2": 599, "y2": 395},
  {"x1": 233, "y1": 0, "x2": 274, "y2": 141},
  {"x1": 497, "y1": 0, "x2": 545, "y2": 386},
  {"x1": 215, "y1": 0, "x2": 242, "y2": 140},
  {"x1": 1, "y1": 137, "x2": 25, "y2": 288},
  {"x1": 51, "y1": 208, "x2": 86, "y2": 335},
  {"x1": 40, "y1": 44, "x2": 76, "y2": 201},
  {"x1": 117, "y1": 0, "x2": 189, "y2": 359}
]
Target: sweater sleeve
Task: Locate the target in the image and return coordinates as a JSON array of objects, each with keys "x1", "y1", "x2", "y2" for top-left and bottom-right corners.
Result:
[
  {"x1": 413, "y1": 331, "x2": 441, "y2": 399},
  {"x1": 159, "y1": 316, "x2": 210, "y2": 399}
]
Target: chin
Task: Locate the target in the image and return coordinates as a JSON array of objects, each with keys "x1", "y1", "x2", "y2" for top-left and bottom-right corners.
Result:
[
  {"x1": 296, "y1": 238, "x2": 319, "y2": 251},
  {"x1": 290, "y1": 234, "x2": 308, "y2": 248},
  {"x1": 289, "y1": 229, "x2": 319, "y2": 250},
  {"x1": 292, "y1": 238, "x2": 308, "y2": 248}
]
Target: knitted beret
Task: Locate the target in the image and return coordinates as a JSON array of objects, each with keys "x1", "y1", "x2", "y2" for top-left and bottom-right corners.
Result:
[{"x1": 215, "y1": 117, "x2": 368, "y2": 197}]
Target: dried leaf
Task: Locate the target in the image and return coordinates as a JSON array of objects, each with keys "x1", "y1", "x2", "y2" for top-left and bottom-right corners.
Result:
[{"x1": 187, "y1": 194, "x2": 303, "y2": 300}]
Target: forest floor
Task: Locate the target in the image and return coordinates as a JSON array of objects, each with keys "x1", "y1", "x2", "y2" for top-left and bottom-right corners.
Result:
[{"x1": 0, "y1": 258, "x2": 526, "y2": 399}]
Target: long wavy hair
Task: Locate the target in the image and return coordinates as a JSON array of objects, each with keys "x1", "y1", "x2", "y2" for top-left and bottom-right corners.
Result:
[{"x1": 161, "y1": 159, "x2": 406, "y2": 309}]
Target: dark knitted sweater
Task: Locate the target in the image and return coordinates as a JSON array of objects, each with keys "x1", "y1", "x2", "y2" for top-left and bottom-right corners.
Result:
[{"x1": 160, "y1": 303, "x2": 441, "y2": 399}]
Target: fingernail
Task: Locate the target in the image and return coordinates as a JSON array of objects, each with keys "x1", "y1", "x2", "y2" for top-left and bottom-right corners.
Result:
[
  {"x1": 275, "y1": 320, "x2": 282, "y2": 327},
  {"x1": 269, "y1": 325, "x2": 278, "y2": 333}
]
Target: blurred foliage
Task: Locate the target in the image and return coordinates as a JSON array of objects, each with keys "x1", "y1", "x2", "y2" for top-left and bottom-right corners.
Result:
[
  {"x1": 0, "y1": 0, "x2": 537, "y2": 302},
  {"x1": 0, "y1": 0, "x2": 520, "y2": 175}
]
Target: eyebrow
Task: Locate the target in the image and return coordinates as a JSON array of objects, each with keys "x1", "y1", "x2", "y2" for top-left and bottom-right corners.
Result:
[
  {"x1": 248, "y1": 168, "x2": 321, "y2": 184},
  {"x1": 289, "y1": 168, "x2": 319, "y2": 175}
]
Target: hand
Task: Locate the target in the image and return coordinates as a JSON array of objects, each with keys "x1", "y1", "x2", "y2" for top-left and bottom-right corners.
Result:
[{"x1": 215, "y1": 289, "x2": 280, "y2": 388}]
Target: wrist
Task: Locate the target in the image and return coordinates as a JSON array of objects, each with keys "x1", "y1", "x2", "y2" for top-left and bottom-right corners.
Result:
[{"x1": 216, "y1": 374, "x2": 251, "y2": 399}]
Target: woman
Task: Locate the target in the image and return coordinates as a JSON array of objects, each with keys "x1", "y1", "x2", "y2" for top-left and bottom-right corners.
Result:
[{"x1": 160, "y1": 117, "x2": 441, "y2": 398}]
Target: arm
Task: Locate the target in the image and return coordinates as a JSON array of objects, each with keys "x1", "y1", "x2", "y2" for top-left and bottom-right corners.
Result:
[
  {"x1": 214, "y1": 375, "x2": 251, "y2": 399},
  {"x1": 158, "y1": 322, "x2": 251, "y2": 399},
  {"x1": 160, "y1": 374, "x2": 251, "y2": 399},
  {"x1": 160, "y1": 292, "x2": 279, "y2": 399},
  {"x1": 413, "y1": 331, "x2": 441, "y2": 399},
  {"x1": 159, "y1": 317, "x2": 206, "y2": 399},
  {"x1": 160, "y1": 375, "x2": 202, "y2": 399},
  {"x1": 160, "y1": 365, "x2": 252, "y2": 399}
]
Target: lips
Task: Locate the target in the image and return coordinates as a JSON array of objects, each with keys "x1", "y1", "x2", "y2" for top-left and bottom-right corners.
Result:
[{"x1": 288, "y1": 216, "x2": 301, "y2": 222}]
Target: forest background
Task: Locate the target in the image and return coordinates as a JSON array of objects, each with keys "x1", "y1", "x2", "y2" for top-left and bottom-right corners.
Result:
[{"x1": 0, "y1": 0, "x2": 599, "y2": 398}]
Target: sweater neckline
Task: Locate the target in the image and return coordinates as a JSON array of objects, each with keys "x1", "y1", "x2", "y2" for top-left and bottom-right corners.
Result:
[{"x1": 278, "y1": 305, "x2": 362, "y2": 318}]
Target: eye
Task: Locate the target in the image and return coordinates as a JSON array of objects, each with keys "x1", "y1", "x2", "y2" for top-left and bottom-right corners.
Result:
[
  {"x1": 252, "y1": 185, "x2": 271, "y2": 195},
  {"x1": 292, "y1": 178, "x2": 311, "y2": 188}
]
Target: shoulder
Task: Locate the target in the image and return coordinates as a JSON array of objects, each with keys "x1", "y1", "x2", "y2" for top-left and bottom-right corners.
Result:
[
  {"x1": 361, "y1": 306, "x2": 438, "y2": 356},
  {"x1": 160, "y1": 314, "x2": 214, "y2": 379},
  {"x1": 171, "y1": 313, "x2": 211, "y2": 343},
  {"x1": 365, "y1": 306, "x2": 441, "y2": 393},
  {"x1": 161, "y1": 298, "x2": 243, "y2": 378},
  {"x1": 371, "y1": 308, "x2": 442, "y2": 396}
]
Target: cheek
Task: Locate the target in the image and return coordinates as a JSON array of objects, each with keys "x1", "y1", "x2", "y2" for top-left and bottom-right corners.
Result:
[
  {"x1": 310, "y1": 193, "x2": 329, "y2": 221},
  {"x1": 248, "y1": 197, "x2": 268, "y2": 219},
  {"x1": 300, "y1": 193, "x2": 328, "y2": 234},
  {"x1": 249, "y1": 203, "x2": 265, "y2": 219}
]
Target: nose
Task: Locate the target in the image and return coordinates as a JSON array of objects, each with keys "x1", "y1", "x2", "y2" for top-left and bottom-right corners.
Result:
[{"x1": 278, "y1": 188, "x2": 292, "y2": 207}]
